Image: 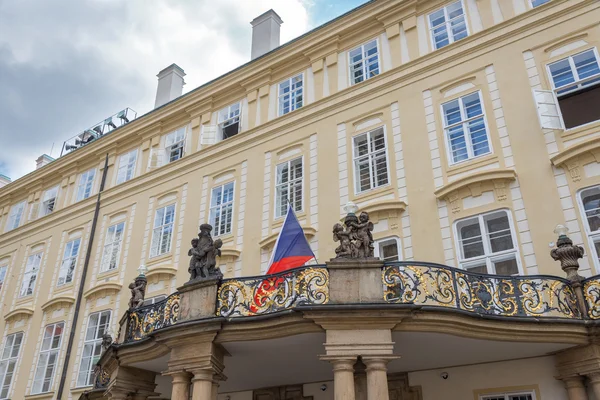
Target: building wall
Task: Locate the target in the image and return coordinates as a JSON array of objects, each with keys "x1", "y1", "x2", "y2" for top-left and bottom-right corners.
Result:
[{"x1": 0, "y1": 0, "x2": 598, "y2": 398}]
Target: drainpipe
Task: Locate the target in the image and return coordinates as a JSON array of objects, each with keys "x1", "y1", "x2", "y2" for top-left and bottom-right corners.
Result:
[{"x1": 56, "y1": 154, "x2": 109, "y2": 399}]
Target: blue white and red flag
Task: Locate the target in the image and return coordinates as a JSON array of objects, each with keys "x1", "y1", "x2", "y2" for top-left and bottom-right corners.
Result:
[{"x1": 266, "y1": 204, "x2": 316, "y2": 275}]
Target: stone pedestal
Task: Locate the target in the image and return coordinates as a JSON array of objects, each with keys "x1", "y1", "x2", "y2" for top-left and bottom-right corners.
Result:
[
  {"x1": 177, "y1": 276, "x2": 221, "y2": 321},
  {"x1": 326, "y1": 259, "x2": 384, "y2": 304}
]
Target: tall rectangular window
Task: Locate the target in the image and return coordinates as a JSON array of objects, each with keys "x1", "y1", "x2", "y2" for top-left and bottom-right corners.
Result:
[
  {"x1": 579, "y1": 186, "x2": 600, "y2": 267},
  {"x1": 275, "y1": 158, "x2": 303, "y2": 218},
  {"x1": 76, "y1": 169, "x2": 96, "y2": 201},
  {"x1": 349, "y1": 39, "x2": 379, "y2": 85},
  {"x1": 100, "y1": 222, "x2": 125, "y2": 271},
  {"x1": 218, "y1": 103, "x2": 241, "y2": 140},
  {"x1": 165, "y1": 128, "x2": 186, "y2": 163},
  {"x1": 547, "y1": 48, "x2": 600, "y2": 129},
  {"x1": 278, "y1": 74, "x2": 303, "y2": 116},
  {"x1": 77, "y1": 311, "x2": 110, "y2": 387},
  {"x1": 455, "y1": 210, "x2": 520, "y2": 275},
  {"x1": 150, "y1": 205, "x2": 175, "y2": 257},
  {"x1": 19, "y1": 252, "x2": 42, "y2": 297},
  {"x1": 209, "y1": 182, "x2": 234, "y2": 236},
  {"x1": 32, "y1": 322, "x2": 64, "y2": 394},
  {"x1": 0, "y1": 266, "x2": 6, "y2": 293},
  {"x1": 39, "y1": 186, "x2": 58, "y2": 217},
  {"x1": 442, "y1": 91, "x2": 490, "y2": 164},
  {"x1": 429, "y1": 1, "x2": 468, "y2": 50},
  {"x1": 5, "y1": 201, "x2": 25, "y2": 232},
  {"x1": 115, "y1": 149, "x2": 138, "y2": 185},
  {"x1": 58, "y1": 238, "x2": 81, "y2": 286},
  {"x1": 352, "y1": 127, "x2": 389, "y2": 193},
  {"x1": 0, "y1": 332, "x2": 23, "y2": 399}
]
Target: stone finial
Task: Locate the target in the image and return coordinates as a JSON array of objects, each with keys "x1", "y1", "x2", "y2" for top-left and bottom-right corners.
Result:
[
  {"x1": 332, "y1": 203, "x2": 375, "y2": 260},
  {"x1": 187, "y1": 223, "x2": 223, "y2": 283},
  {"x1": 550, "y1": 225, "x2": 585, "y2": 283}
]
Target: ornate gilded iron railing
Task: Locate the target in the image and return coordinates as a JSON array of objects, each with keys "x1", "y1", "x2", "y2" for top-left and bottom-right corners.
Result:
[
  {"x1": 583, "y1": 276, "x2": 600, "y2": 319},
  {"x1": 126, "y1": 292, "x2": 180, "y2": 342},
  {"x1": 93, "y1": 365, "x2": 110, "y2": 389},
  {"x1": 383, "y1": 262, "x2": 581, "y2": 319},
  {"x1": 217, "y1": 266, "x2": 329, "y2": 318}
]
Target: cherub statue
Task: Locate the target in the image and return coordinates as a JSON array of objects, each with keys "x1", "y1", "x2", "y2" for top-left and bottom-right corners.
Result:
[
  {"x1": 128, "y1": 277, "x2": 146, "y2": 309},
  {"x1": 205, "y1": 238, "x2": 223, "y2": 278},
  {"x1": 188, "y1": 238, "x2": 203, "y2": 280},
  {"x1": 333, "y1": 222, "x2": 355, "y2": 258},
  {"x1": 348, "y1": 211, "x2": 374, "y2": 258}
]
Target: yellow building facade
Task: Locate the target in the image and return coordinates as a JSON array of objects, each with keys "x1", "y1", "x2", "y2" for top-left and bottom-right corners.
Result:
[{"x1": 1, "y1": 0, "x2": 600, "y2": 399}]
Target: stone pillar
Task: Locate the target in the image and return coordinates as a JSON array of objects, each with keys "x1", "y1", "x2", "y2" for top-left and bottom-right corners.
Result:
[
  {"x1": 588, "y1": 373, "x2": 600, "y2": 400},
  {"x1": 328, "y1": 357, "x2": 357, "y2": 400},
  {"x1": 212, "y1": 374, "x2": 220, "y2": 400},
  {"x1": 354, "y1": 358, "x2": 367, "y2": 400},
  {"x1": 561, "y1": 376, "x2": 588, "y2": 400},
  {"x1": 168, "y1": 371, "x2": 192, "y2": 400},
  {"x1": 191, "y1": 369, "x2": 215, "y2": 400},
  {"x1": 363, "y1": 358, "x2": 392, "y2": 400}
]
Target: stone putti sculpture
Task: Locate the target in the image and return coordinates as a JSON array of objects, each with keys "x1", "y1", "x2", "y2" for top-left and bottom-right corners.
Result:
[
  {"x1": 187, "y1": 223, "x2": 223, "y2": 281},
  {"x1": 332, "y1": 202, "x2": 375, "y2": 259}
]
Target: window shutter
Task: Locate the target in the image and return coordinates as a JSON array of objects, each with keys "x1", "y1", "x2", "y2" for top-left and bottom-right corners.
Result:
[
  {"x1": 201, "y1": 125, "x2": 218, "y2": 145},
  {"x1": 28, "y1": 203, "x2": 39, "y2": 221},
  {"x1": 148, "y1": 148, "x2": 164, "y2": 169},
  {"x1": 533, "y1": 89, "x2": 564, "y2": 130}
]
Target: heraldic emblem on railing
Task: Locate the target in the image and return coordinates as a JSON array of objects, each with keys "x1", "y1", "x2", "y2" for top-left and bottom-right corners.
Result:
[
  {"x1": 584, "y1": 276, "x2": 600, "y2": 319},
  {"x1": 127, "y1": 292, "x2": 181, "y2": 342}
]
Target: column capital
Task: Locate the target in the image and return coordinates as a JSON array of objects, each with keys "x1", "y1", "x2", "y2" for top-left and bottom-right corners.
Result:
[
  {"x1": 588, "y1": 372, "x2": 600, "y2": 383},
  {"x1": 362, "y1": 356, "x2": 398, "y2": 372},
  {"x1": 320, "y1": 355, "x2": 357, "y2": 371},
  {"x1": 191, "y1": 368, "x2": 215, "y2": 382},
  {"x1": 164, "y1": 370, "x2": 193, "y2": 383},
  {"x1": 560, "y1": 374, "x2": 586, "y2": 389}
]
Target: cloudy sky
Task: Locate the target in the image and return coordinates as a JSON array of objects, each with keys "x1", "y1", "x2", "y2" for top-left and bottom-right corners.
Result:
[{"x1": 0, "y1": 0, "x2": 365, "y2": 181}]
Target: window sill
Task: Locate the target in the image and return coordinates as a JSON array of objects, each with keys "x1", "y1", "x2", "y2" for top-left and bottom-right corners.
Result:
[
  {"x1": 214, "y1": 233, "x2": 235, "y2": 246},
  {"x1": 70, "y1": 386, "x2": 93, "y2": 395},
  {"x1": 55, "y1": 282, "x2": 75, "y2": 292},
  {"x1": 560, "y1": 119, "x2": 600, "y2": 141},
  {"x1": 352, "y1": 185, "x2": 395, "y2": 204},
  {"x1": 272, "y1": 211, "x2": 306, "y2": 228},
  {"x1": 15, "y1": 295, "x2": 34, "y2": 306},
  {"x1": 97, "y1": 269, "x2": 120, "y2": 280},
  {"x1": 446, "y1": 153, "x2": 498, "y2": 177},
  {"x1": 25, "y1": 391, "x2": 54, "y2": 400},
  {"x1": 147, "y1": 253, "x2": 173, "y2": 266}
]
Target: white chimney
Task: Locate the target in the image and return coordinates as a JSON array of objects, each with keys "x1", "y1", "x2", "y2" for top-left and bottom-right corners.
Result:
[
  {"x1": 0, "y1": 175, "x2": 10, "y2": 188},
  {"x1": 251, "y1": 9, "x2": 283, "y2": 60},
  {"x1": 36, "y1": 154, "x2": 54, "y2": 170},
  {"x1": 154, "y1": 64, "x2": 186, "y2": 109}
]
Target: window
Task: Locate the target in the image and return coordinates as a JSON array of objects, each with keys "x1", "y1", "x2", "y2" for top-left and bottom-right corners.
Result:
[
  {"x1": 77, "y1": 311, "x2": 111, "y2": 387},
  {"x1": 455, "y1": 210, "x2": 520, "y2": 275},
  {"x1": 58, "y1": 238, "x2": 80, "y2": 286},
  {"x1": 0, "y1": 332, "x2": 23, "y2": 399},
  {"x1": 76, "y1": 169, "x2": 96, "y2": 201},
  {"x1": 142, "y1": 295, "x2": 167, "y2": 307},
  {"x1": 374, "y1": 237, "x2": 401, "y2": 261},
  {"x1": 5, "y1": 201, "x2": 25, "y2": 232},
  {"x1": 579, "y1": 186, "x2": 600, "y2": 267},
  {"x1": 165, "y1": 127, "x2": 186, "y2": 163},
  {"x1": 150, "y1": 205, "x2": 175, "y2": 257},
  {"x1": 115, "y1": 149, "x2": 138, "y2": 184},
  {"x1": 352, "y1": 127, "x2": 389, "y2": 193},
  {"x1": 546, "y1": 48, "x2": 600, "y2": 129},
  {"x1": 531, "y1": 0, "x2": 550, "y2": 7},
  {"x1": 32, "y1": 322, "x2": 64, "y2": 394},
  {"x1": 442, "y1": 91, "x2": 490, "y2": 164},
  {"x1": 275, "y1": 158, "x2": 303, "y2": 218},
  {"x1": 278, "y1": 74, "x2": 303, "y2": 116},
  {"x1": 218, "y1": 103, "x2": 241, "y2": 140},
  {"x1": 209, "y1": 182, "x2": 234, "y2": 236},
  {"x1": 39, "y1": 186, "x2": 58, "y2": 217},
  {"x1": 481, "y1": 391, "x2": 534, "y2": 400},
  {"x1": 429, "y1": 1, "x2": 468, "y2": 50},
  {"x1": 19, "y1": 252, "x2": 42, "y2": 297},
  {"x1": 0, "y1": 266, "x2": 6, "y2": 293},
  {"x1": 349, "y1": 39, "x2": 380, "y2": 85},
  {"x1": 100, "y1": 222, "x2": 125, "y2": 271}
]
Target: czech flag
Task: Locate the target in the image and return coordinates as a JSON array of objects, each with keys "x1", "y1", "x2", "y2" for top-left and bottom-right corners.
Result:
[{"x1": 266, "y1": 204, "x2": 316, "y2": 274}]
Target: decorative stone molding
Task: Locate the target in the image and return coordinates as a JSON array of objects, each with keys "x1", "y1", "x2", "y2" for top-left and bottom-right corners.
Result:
[
  {"x1": 146, "y1": 266, "x2": 178, "y2": 279},
  {"x1": 551, "y1": 136, "x2": 600, "y2": 182},
  {"x1": 83, "y1": 282, "x2": 122, "y2": 299},
  {"x1": 40, "y1": 296, "x2": 75, "y2": 312},
  {"x1": 259, "y1": 226, "x2": 317, "y2": 249},
  {"x1": 360, "y1": 200, "x2": 407, "y2": 216},
  {"x1": 4, "y1": 307, "x2": 34, "y2": 322}
]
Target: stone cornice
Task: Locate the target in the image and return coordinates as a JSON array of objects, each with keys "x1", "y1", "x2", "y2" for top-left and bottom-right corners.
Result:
[
  {"x1": 433, "y1": 169, "x2": 517, "y2": 199},
  {"x1": 83, "y1": 282, "x2": 123, "y2": 299},
  {"x1": 550, "y1": 136, "x2": 600, "y2": 168},
  {"x1": 146, "y1": 266, "x2": 178, "y2": 279},
  {"x1": 4, "y1": 307, "x2": 34, "y2": 322},
  {"x1": 361, "y1": 200, "x2": 407, "y2": 215},
  {"x1": 40, "y1": 296, "x2": 76, "y2": 312}
]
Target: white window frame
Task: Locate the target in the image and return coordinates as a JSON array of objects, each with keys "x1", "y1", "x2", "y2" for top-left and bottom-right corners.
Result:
[
  {"x1": 577, "y1": 185, "x2": 600, "y2": 271},
  {"x1": 546, "y1": 48, "x2": 600, "y2": 96},
  {"x1": 374, "y1": 237, "x2": 402, "y2": 261},
  {"x1": 19, "y1": 252, "x2": 43, "y2": 297},
  {"x1": 77, "y1": 310, "x2": 111, "y2": 387},
  {"x1": 100, "y1": 222, "x2": 125, "y2": 272},
  {"x1": 530, "y1": 0, "x2": 551, "y2": 7},
  {"x1": 278, "y1": 74, "x2": 304, "y2": 116},
  {"x1": 164, "y1": 127, "x2": 186, "y2": 164},
  {"x1": 428, "y1": 0, "x2": 469, "y2": 50},
  {"x1": 31, "y1": 322, "x2": 64, "y2": 394},
  {"x1": 115, "y1": 149, "x2": 138, "y2": 185},
  {"x1": 150, "y1": 205, "x2": 176, "y2": 258},
  {"x1": 480, "y1": 390, "x2": 536, "y2": 400},
  {"x1": 57, "y1": 238, "x2": 81, "y2": 286},
  {"x1": 348, "y1": 39, "x2": 380, "y2": 86},
  {"x1": 453, "y1": 209, "x2": 522, "y2": 275},
  {"x1": 0, "y1": 266, "x2": 6, "y2": 293},
  {"x1": 209, "y1": 182, "x2": 235, "y2": 237},
  {"x1": 352, "y1": 126, "x2": 390, "y2": 195},
  {"x1": 217, "y1": 102, "x2": 242, "y2": 140},
  {"x1": 5, "y1": 201, "x2": 25, "y2": 232},
  {"x1": 441, "y1": 90, "x2": 492, "y2": 165},
  {"x1": 76, "y1": 169, "x2": 96, "y2": 201},
  {"x1": 0, "y1": 332, "x2": 23, "y2": 399},
  {"x1": 275, "y1": 157, "x2": 304, "y2": 219},
  {"x1": 39, "y1": 186, "x2": 59, "y2": 218},
  {"x1": 142, "y1": 294, "x2": 167, "y2": 307}
]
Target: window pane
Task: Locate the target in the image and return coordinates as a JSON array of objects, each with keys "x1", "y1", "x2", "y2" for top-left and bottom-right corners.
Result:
[
  {"x1": 549, "y1": 59, "x2": 575, "y2": 89},
  {"x1": 573, "y1": 50, "x2": 600, "y2": 81},
  {"x1": 486, "y1": 214, "x2": 514, "y2": 253},
  {"x1": 459, "y1": 219, "x2": 484, "y2": 259},
  {"x1": 494, "y1": 257, "x2": 519, "y2": 275}
]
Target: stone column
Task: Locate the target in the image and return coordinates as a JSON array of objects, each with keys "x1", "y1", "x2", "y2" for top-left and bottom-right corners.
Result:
[
  {"x1": 363, "y1": 358, "x2": 392, "y2": 400},
  {"x1": 212, "y1": 374, "x2": 220, "y2": 400},
  {"x1": 561, "y1": 376, "x2": 588, "y2": 400},
  {"x1": 168, "y1": 371, "x2": 192, "y2": 400},
  {"x1": 191, "y1": 369, "x2": 215, "y2": 400},
  {"x1": 587, "y1": 373, "x2": 600, "y2": 400},
  {"x1": 329, "y1": 357, "x2": 357, "y2": 400}
]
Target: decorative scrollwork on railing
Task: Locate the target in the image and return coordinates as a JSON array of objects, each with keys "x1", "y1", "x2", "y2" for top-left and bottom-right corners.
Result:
[
  {"x1": 93, "y1": 365, "x2": 110, "y2": 389},
  {"x1": 126, "y1": 292, "x2": 180, "y2": 342},
  {"x1": 383, "y1": 262, "x2": 580, "y2": 319},
  {"x1": 584, "y1": 277, "x2": 600, "y2": 319},
  {"x1": 217, "y1": 266, "x2": 329, "y2": 318}
]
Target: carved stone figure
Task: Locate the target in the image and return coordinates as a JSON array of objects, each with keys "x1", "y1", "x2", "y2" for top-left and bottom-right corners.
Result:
[
  {"x1": 101, "y1": 332, "x2": 113, "y2": 350},
  {"x1": 187, "y1": 223, "x2": 223, "y2": 281},
  {"x1": 332, "y1": 209, "x2": 376, "y2": 260},
  {"x1": 205, "y1": 238, "x2": 224, "y2": 279},
  {"x1": 333, "y1": 223, "x2": 355, "y2": 258},
  {"x1": 128, "y1": 276, "x2": 147, "y2": 309},
  {"x1": 188, "y1": 238, "x2": 203, "y2": 280}
]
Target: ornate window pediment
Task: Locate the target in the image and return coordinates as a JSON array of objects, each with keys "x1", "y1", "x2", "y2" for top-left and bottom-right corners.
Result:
[{"x1": 551, "y1": 136, "x2": 600, "y2": 182}]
